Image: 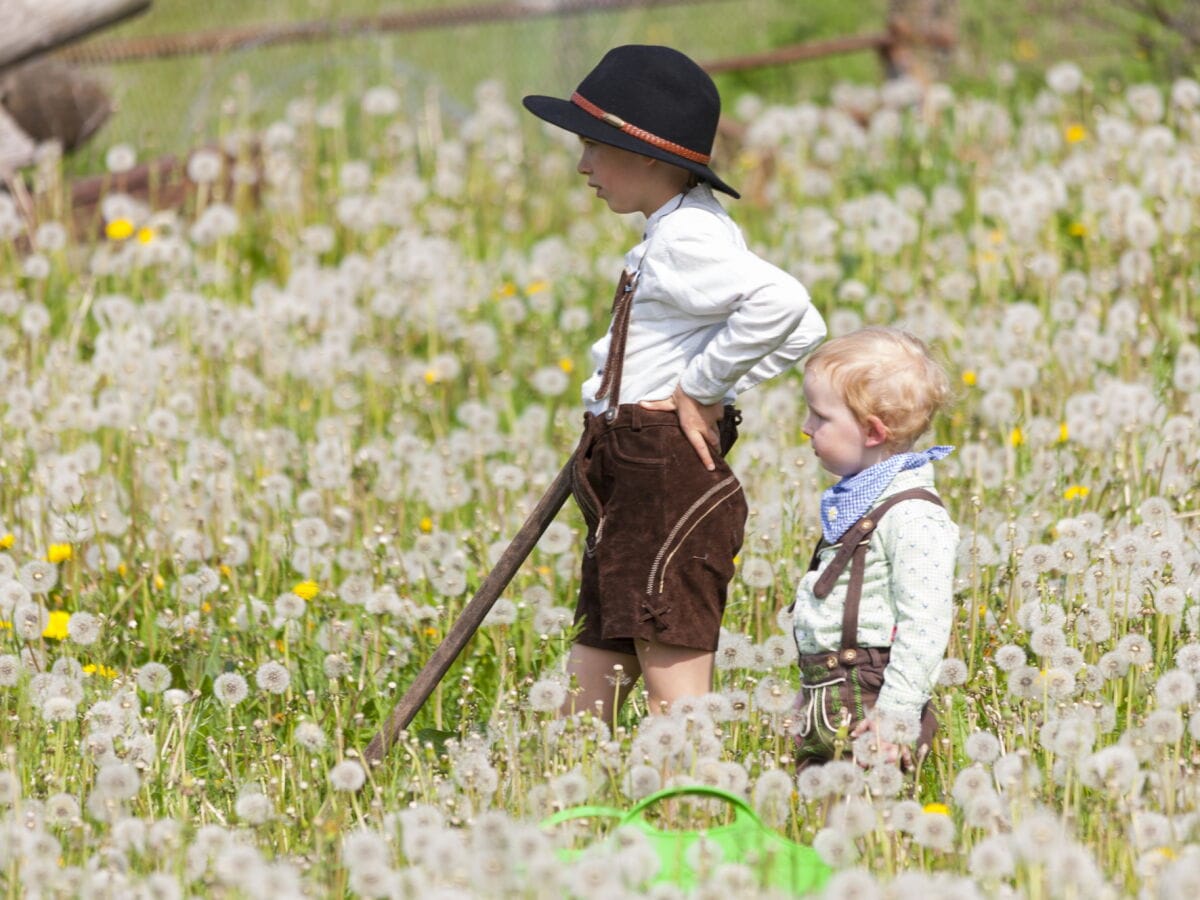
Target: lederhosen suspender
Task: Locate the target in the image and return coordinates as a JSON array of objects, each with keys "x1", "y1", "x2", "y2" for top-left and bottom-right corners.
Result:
[
  {"x1": 593, "y1": 269, "x2": 637, "y2": 421},
  {"x1": 806, "y1": 487, "x2": 945, "y2": 666}
]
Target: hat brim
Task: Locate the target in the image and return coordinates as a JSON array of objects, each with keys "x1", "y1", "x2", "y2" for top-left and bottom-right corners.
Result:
[{"x1": 523, "y1": 94, "x2": 739, "y2": 199}]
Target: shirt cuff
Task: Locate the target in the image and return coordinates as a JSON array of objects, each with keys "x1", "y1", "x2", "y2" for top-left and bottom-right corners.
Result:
[{"x1": 873, "y1": 685, "x2": 929, "y2": 733}]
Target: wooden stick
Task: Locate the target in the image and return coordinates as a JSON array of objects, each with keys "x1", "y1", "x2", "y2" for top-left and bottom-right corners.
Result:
[{"x1": 362, "y1": 455, "x2": 575, "y2": 764}]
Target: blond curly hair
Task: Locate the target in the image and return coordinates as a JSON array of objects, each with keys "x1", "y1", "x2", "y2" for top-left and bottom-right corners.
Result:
[{"x1": 804, "y1": 327, "x2": 951, "y2": 451}]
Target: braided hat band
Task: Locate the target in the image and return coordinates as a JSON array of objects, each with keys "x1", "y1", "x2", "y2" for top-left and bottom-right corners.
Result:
[{"x1": 570, "y1": 91, "x2": 713, "y2": 165}]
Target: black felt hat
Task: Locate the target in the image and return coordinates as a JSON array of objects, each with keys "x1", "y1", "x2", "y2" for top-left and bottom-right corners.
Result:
[{"x1": 523, "y1": 44, "x2": 739, "y2": 199}]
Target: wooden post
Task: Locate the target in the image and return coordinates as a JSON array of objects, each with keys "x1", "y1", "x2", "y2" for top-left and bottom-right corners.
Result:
[{"x1": 0, "y1": 0, "x2": 151, "y2": 73}]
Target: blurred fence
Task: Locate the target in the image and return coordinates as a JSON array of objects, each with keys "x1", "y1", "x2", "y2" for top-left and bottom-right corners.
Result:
[{"x1": 2, "y1": 0, "x2": 956, "y2": 239}]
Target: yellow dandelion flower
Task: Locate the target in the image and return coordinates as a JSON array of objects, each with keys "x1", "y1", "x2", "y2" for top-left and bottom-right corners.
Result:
[
  {"x1": 44, "y1": 610, "x2": 71, "y2": 641},
  {"x1": 962, "y1": 370, "x2": 977, "y2": 387},
  {"x1": 1058, "y1": 422, "x2": 1069, "y2": 443},
  {"x1": 419, "y1": 516, "x2": 434, "y2": 533},
  {"x1": 153, "y1": 574, "x2": 165, "y2": 590},
  {"x1": 1064, "y1": 485, "x2": 1090, "y2": 501},
  {"x1": 105, "y1": 218, "x2": 135, "y2": 241},
  {"x1": 424, "y1": 369, "x2": 439, "y2": 385},
  {"x1": 0, "y1": 621, "x2": 10, "y2": 630},
  {"x1": 923, "y1": 802, "x2": 951, "y2": 816},
  {"x1": 978, "y1": 251, "x2": 997, "y2": 265},
  {"x1": 116, "y1": 563, "x2": 127, "y2": 577},
  {"x1": 536, "y1": 565, "x2": 551, "y2": 576},
  {"x1": 136, "y1": 227, "x2": 155, "y2": 244},
  {"x1": 1014, "y1": 38, "x2": 1037, "y2": 61},
  {"x1": 219, "y1": 564, "x2": 231, "y2": 577},
  {"x1": 1064, "y1": 124, "x2": 1087, "y2": 144},
  {"x1": 558, "y1": 357, "x2": 574, "y2": 374},
  {"x1": 201, "y1": 601, "x2": 212, "y2": 613},
  {"x1": 495, "y1": 282, "x2": 517, "y2": 299},
  {"x1": 46, "y1": 544, "x2": 72, "y2": 563},
  {"x1": 83, "y1": 663, "x2": 118, "y2": 679},
  {"x1": 1068, "y1": 221, "x2": 1087, "y2": 238},
  {"x1": 291, "y1": 580, "x2": 319, "y2": 601},
  {"x1": 0, "y1": 533, "x2": 14, "y2": 550},
  {"x1": 988, "y1": 229, "x2": 1005, "y2": 245},
  {"x1": 424, "y1": 627, "x2": 439, "y2": 638},
  {"x1": 1009, "y1": 427, "x2": 1024, "y2": 447},
  {"x1": 525, "y1": 280, "x2": 549, "y2": 295}
]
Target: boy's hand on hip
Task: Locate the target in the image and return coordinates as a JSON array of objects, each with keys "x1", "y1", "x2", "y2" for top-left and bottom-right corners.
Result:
[{"x1": 640, "y1": 385, "x2": 723, "y2": 471}]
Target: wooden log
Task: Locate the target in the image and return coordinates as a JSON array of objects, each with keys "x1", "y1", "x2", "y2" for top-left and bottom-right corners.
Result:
[
  {"x1": 58, "y1": 0, "x2": 707, "y2": 65},
  {"x1": 0, "y1": 0, "x2": 151, "y2": 73}
]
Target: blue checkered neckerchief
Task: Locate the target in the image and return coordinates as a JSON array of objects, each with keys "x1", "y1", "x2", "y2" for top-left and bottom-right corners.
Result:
[{"x1": 819, "y1": 446, "x2": 954, "y2": 544}]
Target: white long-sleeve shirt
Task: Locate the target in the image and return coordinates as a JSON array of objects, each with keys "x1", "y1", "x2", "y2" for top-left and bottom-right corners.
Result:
[{"x1": 582, "y1": 185, "x2": 826, "y2": 413}]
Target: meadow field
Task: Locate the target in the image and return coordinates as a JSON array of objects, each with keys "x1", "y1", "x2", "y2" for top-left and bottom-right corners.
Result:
[{"x1": 2, "y1": 11, "x2": 1200, "y2": 897}]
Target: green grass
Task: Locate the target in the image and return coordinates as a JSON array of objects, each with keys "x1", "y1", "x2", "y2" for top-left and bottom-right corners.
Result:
[{"x1": 71, "y1": 0, "x2": 884, "y2": 166}]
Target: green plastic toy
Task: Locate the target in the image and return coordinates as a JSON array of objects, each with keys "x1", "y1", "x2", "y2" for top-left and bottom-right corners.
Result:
[{"x1": 542, "y1": 784, "x2": 832, "y2": 895}]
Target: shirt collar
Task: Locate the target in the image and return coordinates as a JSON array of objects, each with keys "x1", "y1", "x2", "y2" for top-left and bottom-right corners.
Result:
[
  {"x1": 819, "y1": 446, "x2": 954, "y2": 544},
  {"x1": 643, "y1": 191, "x2": 687, "y2": 236}
]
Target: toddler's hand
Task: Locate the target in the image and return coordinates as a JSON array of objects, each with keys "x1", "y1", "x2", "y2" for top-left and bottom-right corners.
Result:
[
  {"x1": 851, "y1": 717, "x2": 913, "y2": 769},
  {"x1": 641, "y1": 385, "x2": 723, "y2": 470}
]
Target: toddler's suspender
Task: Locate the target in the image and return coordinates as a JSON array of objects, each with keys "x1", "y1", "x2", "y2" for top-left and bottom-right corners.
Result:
[{"x1": 807, "y1": 488, "x2": 944, "y2": 659}]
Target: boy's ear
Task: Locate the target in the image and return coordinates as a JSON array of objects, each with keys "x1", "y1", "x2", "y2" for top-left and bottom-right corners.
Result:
[{"x1": 863, "y1": 415, "x2": 890, "y2": 448}]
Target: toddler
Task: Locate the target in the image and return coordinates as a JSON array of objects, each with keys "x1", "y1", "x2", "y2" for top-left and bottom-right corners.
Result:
[{"x1": 791, "y1": 326, "x2": 957, "y2": 769}]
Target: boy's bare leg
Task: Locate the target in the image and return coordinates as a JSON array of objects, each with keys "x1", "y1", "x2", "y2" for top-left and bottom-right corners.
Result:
[
  {"x1": 562, "y1": 644, "x2": 641, "y2": 721},
  {"x1": 636, "y1": 639, "x2": 714, "y2": 714}
]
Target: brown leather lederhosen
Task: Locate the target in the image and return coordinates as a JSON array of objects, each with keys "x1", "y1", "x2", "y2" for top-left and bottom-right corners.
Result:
[
  {"x1": 569, "y1": 269, "x2": 747, "y2": 654},
  {"x1": 793, "y1": 488, "x2": 943, "y2": 769}
]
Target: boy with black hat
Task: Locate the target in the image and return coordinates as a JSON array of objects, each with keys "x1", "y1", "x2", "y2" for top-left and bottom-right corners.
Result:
[{"x1": 523, "y1": 45, "x2": 826, "y2": 722}]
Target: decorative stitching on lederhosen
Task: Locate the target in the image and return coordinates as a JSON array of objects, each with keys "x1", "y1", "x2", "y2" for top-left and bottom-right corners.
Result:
[
  {"x1": 645, "y1": 475, "x2": 742, "y2": 597},
  {"x1": 793, "y1": 489, "x2": 944, "y2": 759}
]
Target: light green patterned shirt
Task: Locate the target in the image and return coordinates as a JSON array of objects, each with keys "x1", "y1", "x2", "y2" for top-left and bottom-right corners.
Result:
[{"x1": 792, "y1": 465, "x2": 959, "y2": 719}]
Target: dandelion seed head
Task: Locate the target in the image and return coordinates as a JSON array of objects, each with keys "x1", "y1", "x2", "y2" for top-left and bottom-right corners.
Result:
[
  {"x1": 828, "y1": 797, "x2": 878, "y2": 839},
  {"x1": 796, "y1": 764, "x2": 833, "y2": 802},
  {"x1": 993, "y1": 644, "x2": 1027, "y2": 672},
  {"x1": 1154, "y1": 668, "x2": 1196, "y2": 709},
  {"x1": 527, "y1": 678, "x2": 567, "y2": 714},
  {"x1": 212, "y1": 672, "x2": 249, "y2": 706},
  {"x1": 235, "y1": 790, "x2": 274, "y2": 826},
  {"x1": 255, "y1": 661, "x2": 291, "y2": 695},
  {"x1": 813, "y1": 826, "x2": 859, "y2": 868},
  {"x1": 938, "y1": 657, "x2": 968, "y2": 685},
  {"x1": 912, "y1": 811, "x2": 956, "y2": 852},
  {"x1": 969, "y1": 835, "x2": 1016, "y2": 880},
  {"x1": 1118, "y1": 633, "x2": 1153, "y2": 665},
  {"x1": 824, "y1": 760, "x2": 865, "y2": 797},
  {"x1": 0, "y1": 654, "x2": 23, "y2": 686},
  {"x1": 342, "y1": 826, "x2": 392, "y2": 872},
  {"x1": 136, "y1": 662, "x2": 172, "y2": 694},
  {"x1": 0, "y1": 770, "x2": 20, "y2": 806},
  {"x1": 329, "y1": 760, "x2": 367, "y2": 792},
  {"x1": 94, "y1": 762, "x2": 141, "y2": 801}
]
